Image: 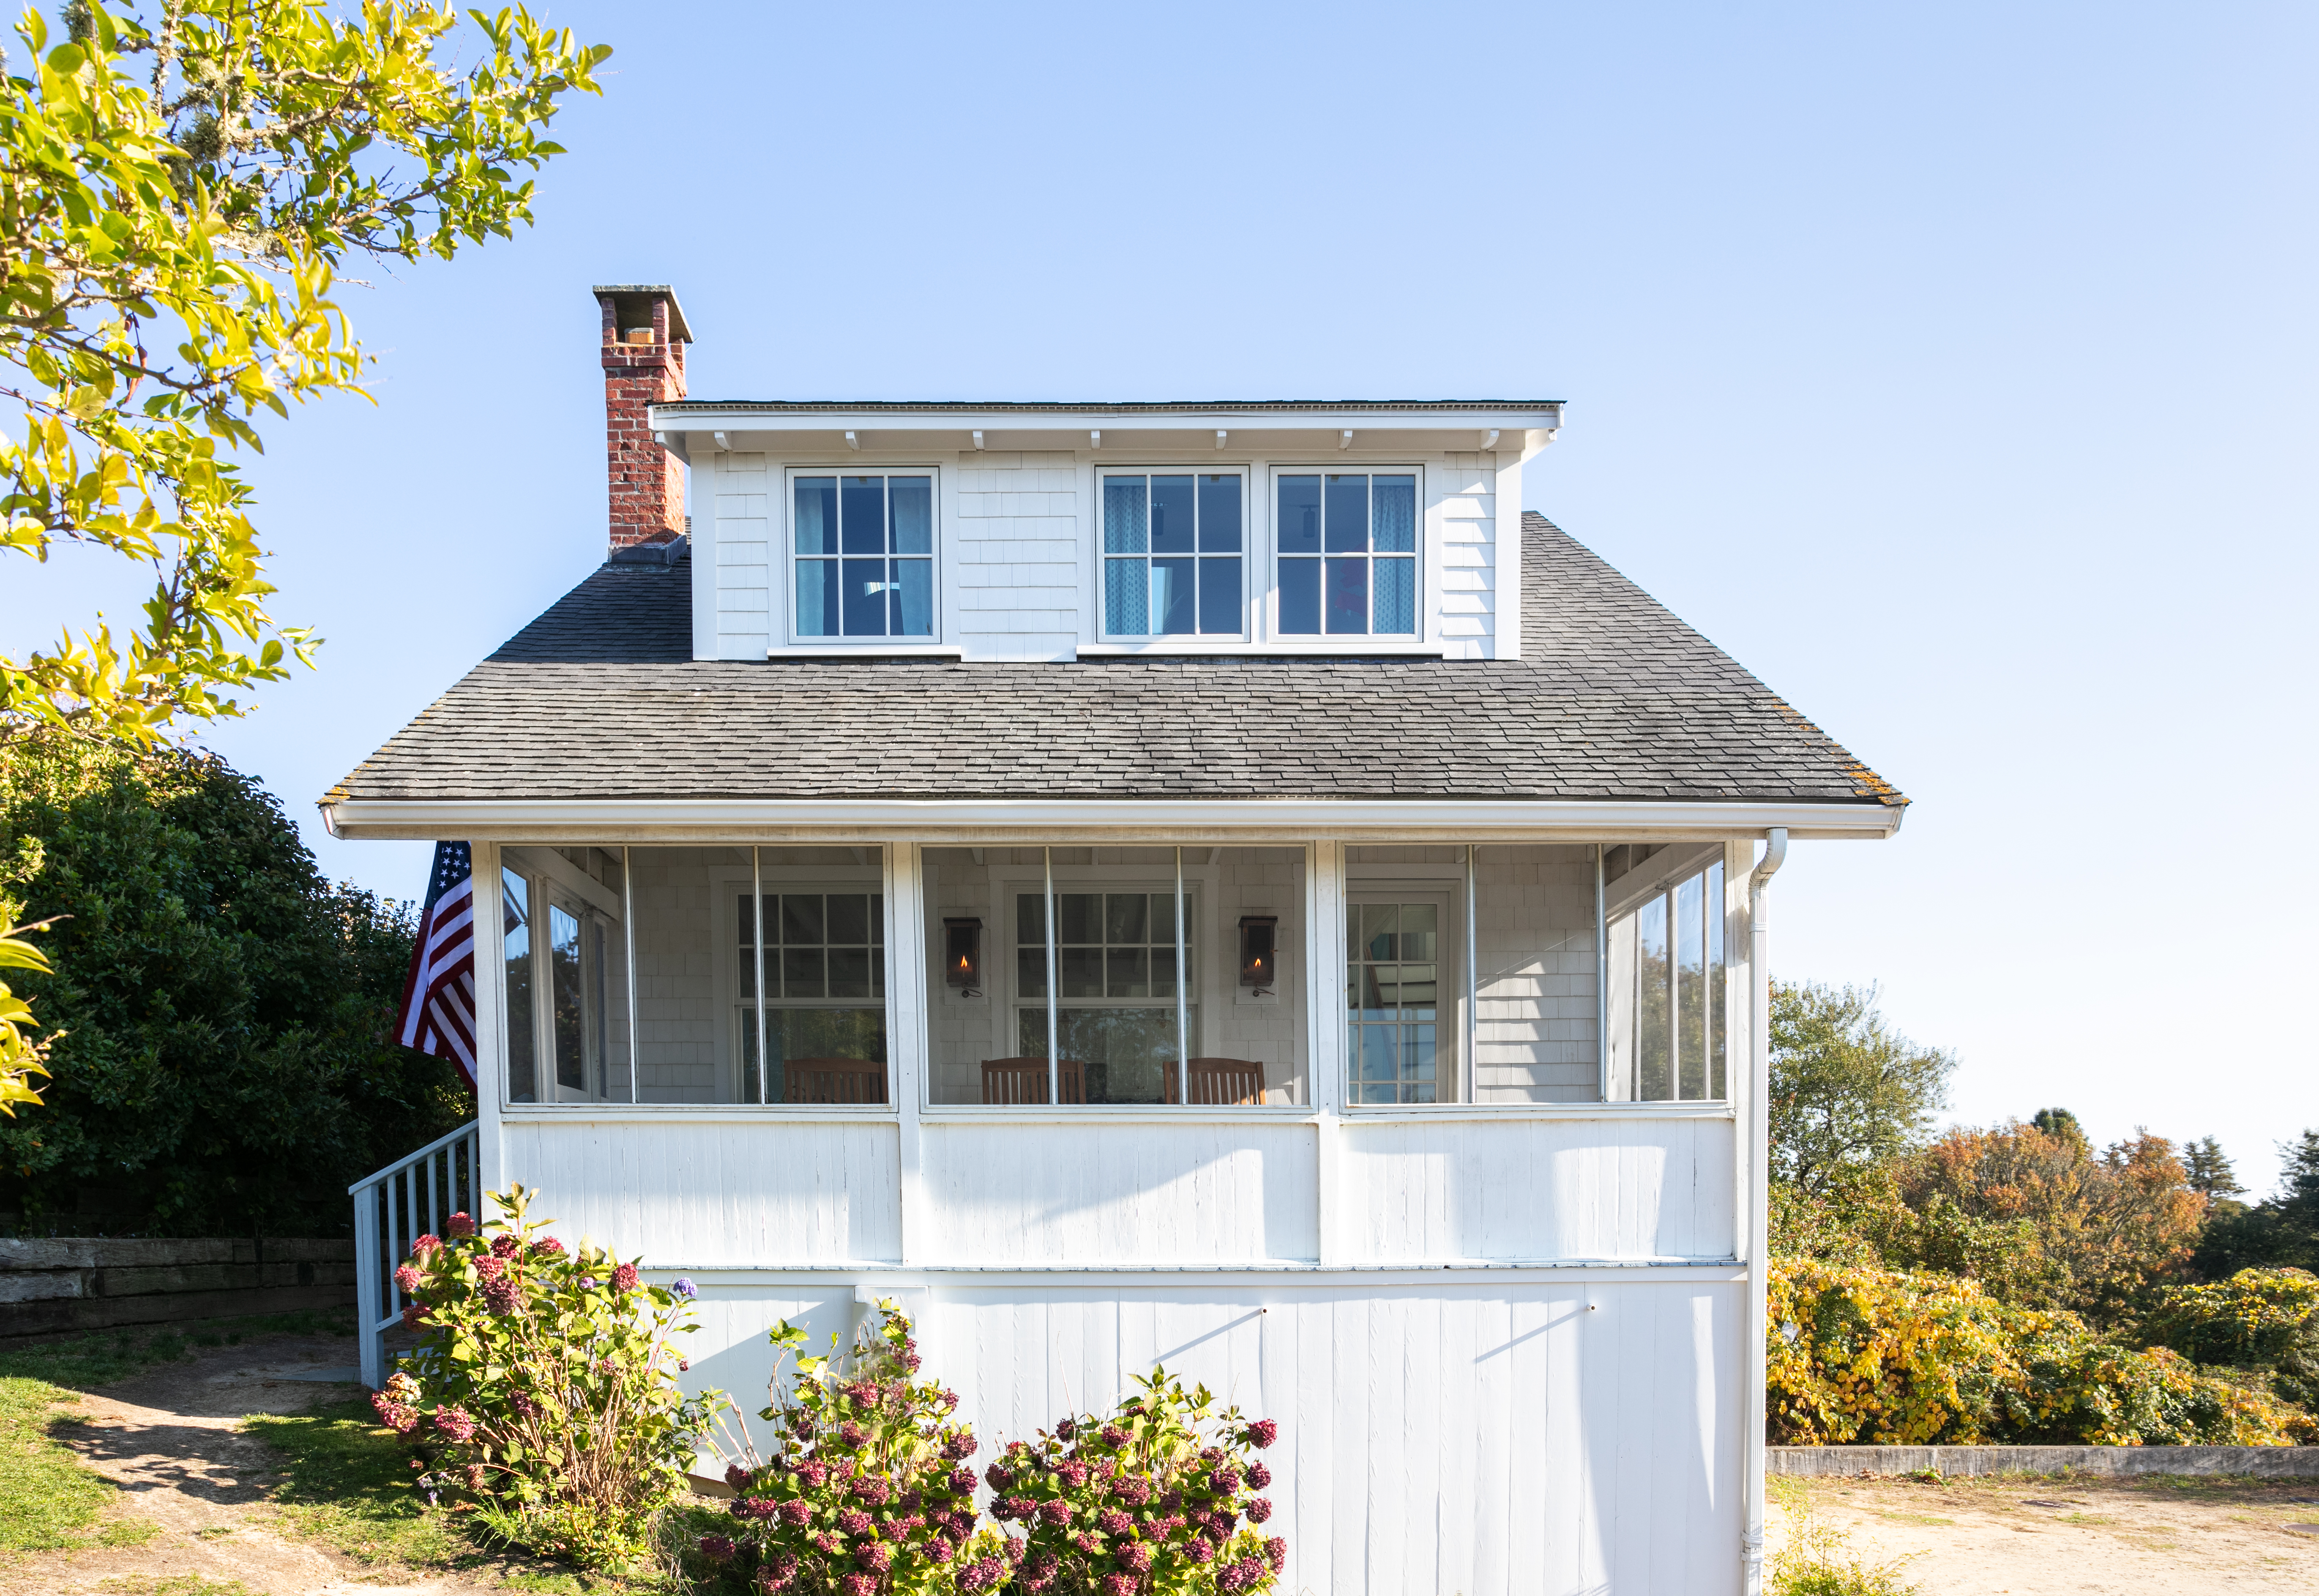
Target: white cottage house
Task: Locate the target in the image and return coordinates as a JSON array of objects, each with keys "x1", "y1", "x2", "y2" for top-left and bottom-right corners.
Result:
[{"x1": 328, "y1": 285, "x2": 1905, "y2": 1596}]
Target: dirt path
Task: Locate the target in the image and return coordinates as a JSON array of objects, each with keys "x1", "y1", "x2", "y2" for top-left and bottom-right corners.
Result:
[
  {"x1": 0, "y1": 1334, "x2": 496, "y2": 1596},
  {"x1": 1770, "y1": 1470, "x2": 2319, "y2": 1594}
]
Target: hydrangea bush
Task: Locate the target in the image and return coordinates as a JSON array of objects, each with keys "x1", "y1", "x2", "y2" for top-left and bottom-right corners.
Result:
[
  {"x1": 709, "y1": 1300, "x2": 1011, "y2": 1595},
  {"x1": 986, "y1": 1367, "x2": 1284, "y2": 1596},
  {"x1": 371, "y1": 1182, "x2": 727, "y2": 1566}
]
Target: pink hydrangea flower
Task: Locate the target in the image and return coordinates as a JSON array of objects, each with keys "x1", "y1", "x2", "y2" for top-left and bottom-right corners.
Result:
[
  {"x1": 481, "y1": 1277, "x2": 522, "y2": 1315},
  {"x1": 985, "y1": 1463, "x2": 1013, "y2": 1492},
  {"x1": 841, "y1": 1574, "x2": 877, "y2": 1596},
  {"x1": 393, "y1": 1263, "x2": 424, "y2": 1294},
  {"x1": 1120, "y1": 1541, "x2": 1155, "y2": 1573},
  {"x1": 1213, "y1": 1468, "x2": 1241, "y2": 1494},
  {"x1": 369, "y1": 1391, "x2": 418, "y2": 1434},
  {"x1": 489, "y1": 1233, "x2": 521, "y2": 1258},
  {"x1": 1244, "y1": 1419, "x2": 1277, "y2": 1449},
  {"x1": 1057, "y1": 1460, "x2": 1089, "y2": 1488},
  {"x1": 836, "y1": 1509, "x2": 872, "y2": 1536},
  {"x1": 927, "y1": 1534, "x2": 957, "y2": 1563},
  {"x1": 855, "y1": 1541, "x2": 894, "y2": 1573},
  {"x1": 433, "y1": 1405, "x2": 477, "y2": 1442},
  {"x1": 778, "y1": 1498, "x2": 814, "y2": 1526},
  {"x1": 612, "y1": 1262, "x2": 639, "y2": 1292},
  {"x1": 1246, "y1": 1462, "x2": 1272, "y2": 1489},
  {"x1": 850, "y1": 1475, "x2": 892, "y2": 1506},
  {"x1": 943, "y1": 1430, "x2": 979, "y2": 1460},
  {"x1": 399, "y1": 1302, "x2": 429, "y2": 1329},
  {"x1": 1187, "y1": 1536, "x2": 1217, "y2": 1564},
  {"x1": 1114, "y1": 1476, "x2": 1152, "y2": 1506},
  {"x1": 1038, "y1": 1498, "x2": 1072, "y2": 1526},
  {"x1": 1247, "y1": 1496, "x2": 1274, "y2": 1524},
  {"x1": 958, "y1": 1557, "x2": 1006, "y2": 1593},
  {"x1": 1264, "y1": 1536, "x2": 1286, "y2": 1571},
  {"x1": 699, "y1": 1533, "x2": 735, "y2": 1561},
  {"x1": 1104, "y1": 1574, "x2": 1139, "y2": 1596},
  {"x1": 948, "y1": 1466, "x2": 977, "y2": 1494},
  {"x1": 1098, "y1": 1509, "x2": 1132, "y2": 1536},
  {"x1": 1099, "y1": 1423, "x2": 1128, "y2": 1447},
  {"x1": 531, "y1": 1236, "x2": 565, "y2": 1258},
  {"x1": 445, "y1": 1212, "x2": 474, "y2": 1238},
  {"x1": 473, "y1": 1255, "x2": 507, "y2": 1282}
]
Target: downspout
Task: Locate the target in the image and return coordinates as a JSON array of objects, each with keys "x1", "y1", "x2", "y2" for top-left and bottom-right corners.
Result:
[{"x1": 1740, "y1": 827, "x2": 1786, "y2": 1596}]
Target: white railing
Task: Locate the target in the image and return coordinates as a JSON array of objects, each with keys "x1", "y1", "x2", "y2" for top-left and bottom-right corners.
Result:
[{"x1": 349, "y1": 1121, "x2": 480, "y2": 1390}]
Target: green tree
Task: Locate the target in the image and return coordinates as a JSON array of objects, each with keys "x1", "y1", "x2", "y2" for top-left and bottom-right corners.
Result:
[
  {"x1": 2197, "y1": 1132, "x2": 2319, "y2": 1279},
  {"x1": 2181, "y1": 1135, "x2": 2247, "y2": 1200},
  {"x1": 2, "y1": 0, "x2": 608, "y2": 748},
  {"x1": 1768, "y1": 980, "x2": 1956, "y2": 1194},
  {"x1": 0, "y1": 731, "x2": 467, "y2": 1233}
]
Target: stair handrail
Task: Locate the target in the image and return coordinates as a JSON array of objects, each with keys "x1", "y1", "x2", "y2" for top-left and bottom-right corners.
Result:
[{"x1": 350, "y1": 1119, "x2": 479, "y2": 1390}]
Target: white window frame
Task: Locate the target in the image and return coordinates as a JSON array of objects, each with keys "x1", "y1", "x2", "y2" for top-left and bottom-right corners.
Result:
[
  {"x1": 707, "y1": 860, "x2": 893, "y2": 1109},
  {"x1": 1267, "y1": 465, "x2": 1425, "y2": 641},
  {"x1": 1095, "y1": 467, "x2": 1252, "y2": 642},
  {"x1": 1341, "y1": 878, "x2": 1464, "y2": 1107},
  {"x1": 500, "y1": 846, "x2": 628, "y2": 1107},
  {"x1": 783, "y1": 466, "x2": 943, "y2": 647}
]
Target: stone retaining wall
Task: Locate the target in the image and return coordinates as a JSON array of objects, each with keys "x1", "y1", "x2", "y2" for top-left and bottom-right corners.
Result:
[
  {"x1": 0, "y1": 1237, "x2": 356, "y2": 1338},
  {"x1": 1770, "y1": 1444, "x2": 2319, "y2": 1477}
]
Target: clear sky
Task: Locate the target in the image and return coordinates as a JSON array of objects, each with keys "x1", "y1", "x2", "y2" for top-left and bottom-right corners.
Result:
[{"x1": 6, "y1": 3, "x2": 2313, "y2": 1195}]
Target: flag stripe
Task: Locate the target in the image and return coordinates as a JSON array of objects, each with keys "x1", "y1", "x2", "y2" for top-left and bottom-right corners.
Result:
[{"x1": 394, "y1": 843, "x2": 478, "y2": 1091}]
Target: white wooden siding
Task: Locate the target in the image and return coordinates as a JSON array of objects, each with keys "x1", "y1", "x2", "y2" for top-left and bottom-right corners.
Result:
[
  {"x1": 700, "y1": 446, "x2": 1519, "y2": 663},
  {"x1": 918, "y1": 1121, "x2": 1317, "y2": 1264},
  {"x1": 1338, "y1": 1117, "x2": 1737, "y2": 1263},
  {"x1": 501, "y1": 1118, "x2": 902, "y2": 1264},
  {"x1": 665, "y1": 1274, "x2": 1742, "y2": 1596}
]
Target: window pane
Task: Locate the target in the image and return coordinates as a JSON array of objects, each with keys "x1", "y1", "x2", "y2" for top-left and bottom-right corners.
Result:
[
  {"x1": 1060, "y1": 946, "x2": 1103, "y2": 999},
  {"x1": 1677, "y1": 873, "x2": 1706, "y2": 1099},
  {"x1": 1638, "y1": 892, "x2": 1671, "y2": 1099},
  {"x1": 1106, "y1": 892, "x2": 1149, "y2": 943},
  {"x1": 1325, "y1": 474, "x2": 1369, "y2": 552},
  {"x1": 503, "y1": 869, "x2": 536, "y2": 1102},
  {"x1": 841, "y1": 475, "x2": 885, "y2": 554},
  {"x1": 1151, "y1": 475, "x2": 1195, "y2": 554},
  {"x1": 889, "y1": 476, "x2": 932, "y2": 554},
  {"x1": 797, "y1": 559, "x2": 839, "y2": 636},
  {"x1": 890, "y1": 559, "x2": 932, "y2": 637},
  {"x1": 841, "y1": 558, "x2": 888, "y2": 635},
  {"x1": 1152, "y1": 558, "x2": 1197, "y2": 635},
  {"x1": 1707, "y1": 860, "x2": 1728, "y2": 1100},
  {"x1": 1374, "y1": 557, "x2": 1415, "y2": 634},
  {"x1": 1372, "y1": 475, "x2": 1416, "y2": 552},
  {"x1": 550, "y1": 903, "x2": 585, "y2": 1090},
  {"x1": 781, "y1": 945, "x2": 824, "y2": 998},
  {"x1": 1198, "y1": 556, "x2": 1243, "y2": 635},
  {"x1": 1198, "y1": 474, "x2": 1242, "y2": 552},
  {"x1": 1277, "y1": 475, "x2": 1321, "y2": 555},
  {"x1": 1103, "y1": 476, "x2": 1148, "y2": 554},
  {"x1": 1106, "y1": 558, "x2": 1148, "y2": 636},
  {"x1": 1361, "y1": 903, "x2": 1399, "y2": 962},
  {"x1": 1056, "y1": 892, "x2": 1097, "y2": 945},
  {"x1": 1279, "y1": 558, "x2": 1321, "y2": 634},
  {"x1": 827, "y1": 894, "x2": 870, "y2": 944},
  {"x1": 795, "y1": 477, "x2": 837, "y2": 555},
  {"x1": 1324, "y1": 557, "x2": 1369, "y2": 634},
  {"x1": 1400, "y1": 903, "x2": 1438, "y2": 960},
  {"x1": 828, "y1": 946, "x2": 873, "y2": 999},
  {"x1": 782, "y1": 894, "x2": 825, "y2": 945},
  {"x1": 1107, "y1": 946, "x2": 1149, "y2": 998}
]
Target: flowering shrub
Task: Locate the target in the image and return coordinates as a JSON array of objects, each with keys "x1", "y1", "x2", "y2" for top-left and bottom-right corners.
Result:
[
  {"x1": 1769, "y1": 1257, "x2": 2316, "y2": 1446},
  {"x1": 712, "y1": 1299, "x2": 1009, "y2": 1594},
  {"x1": 988, "y1": 1366, "x2": 1284, "y2": 1596},
  {"x1": 374, "y1": 1183, "x2": 727, "y2": 1566}
]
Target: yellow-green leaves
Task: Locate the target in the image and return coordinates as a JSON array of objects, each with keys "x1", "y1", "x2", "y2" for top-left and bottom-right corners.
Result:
[
  {"x1": 1, "y1": 1, "x2": 608, "y2": 750},
  {"x1": 0, "y1": 919, "x2": 59, "y2": 1115}
]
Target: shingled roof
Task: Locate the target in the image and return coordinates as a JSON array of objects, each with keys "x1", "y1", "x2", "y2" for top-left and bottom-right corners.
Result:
[{"x1": 326, "y1": 514, "x2": 1903, "y2": 809}]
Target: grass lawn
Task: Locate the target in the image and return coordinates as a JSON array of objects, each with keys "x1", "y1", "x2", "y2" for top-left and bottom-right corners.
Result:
[{"x1": 0, "y1": 1371, "x2": 158, "y2": 1555}]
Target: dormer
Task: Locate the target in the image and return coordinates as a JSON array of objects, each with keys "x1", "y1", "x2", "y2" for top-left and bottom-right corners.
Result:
[{"x1": 604, "y1": 296, "x2": 1562, "y2": 665}]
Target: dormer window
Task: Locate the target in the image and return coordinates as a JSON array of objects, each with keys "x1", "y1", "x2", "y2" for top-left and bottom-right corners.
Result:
[
  {"x1": 1277, "y1": 472, "x2": 1418, "y2": 636},
  {"x1": 1101, "y1": 472, "x2": 1246, "y2": 638},
  {"x1": 793, "y1": 472, "x2": 935, "y2": 639}
]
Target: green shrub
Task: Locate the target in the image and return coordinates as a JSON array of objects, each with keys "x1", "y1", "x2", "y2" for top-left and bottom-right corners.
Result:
[
  {"x1": 0, "y1": 731, "x2": 465, "y2": 1234},
  {"x1": 376, "y1": 1183, "x2": 724, "y2": 1568},
  {"x1": 1769, "y1": 1257, "x2": 2316, "y2": 1445},
  {"x1": 2139, "y1": 1267, "x2": 2319, "y2": 1410},
  {"x1": 710, "y1": 1301, "x2": 1004, "y2": 1594}
]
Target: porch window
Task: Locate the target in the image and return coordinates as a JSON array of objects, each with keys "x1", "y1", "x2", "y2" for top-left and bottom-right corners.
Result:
[
  {"x1": 1346, "y1": 844, "x2": 1606, "y2": 1106},
  {"x1": 500, "y1": 844, "x2": 890, "y2": 1107},
  {"x1": 921, "y1": 846, "x2": 1307, "y2": 1107},
  {"x1": 1101, "y1": 472, "x2": 1245, "y2": 637},
  {"x1": 1603, "y1": 846, "x2": 1728, "y2": 1102},
  {"x1": 792, "y1": 472, "x2": 934, "y2": 639},
  {"x1": 1276, "y1": 472, "x2": 1418, "y2": 635},
  {"x1": 500, "y1": 848, "x2": 633, "y2": 1104}
]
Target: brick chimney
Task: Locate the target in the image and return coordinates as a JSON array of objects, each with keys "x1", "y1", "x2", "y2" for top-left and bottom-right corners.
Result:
[{"x1": 593, "y1": 284, "x2": 692, "y2": 554}]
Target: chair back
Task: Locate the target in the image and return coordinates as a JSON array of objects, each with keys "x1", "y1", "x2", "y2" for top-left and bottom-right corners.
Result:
[
  {"x1": 981, "y1": 1057, "x2": 1086, "y2": 1105},
  {"x1": 1180, "y1": 1057, "x2": 1265, "y2": 1106},
  {"x1": 783, "y1": 1058, "x2": 888, "y2": 1105}
]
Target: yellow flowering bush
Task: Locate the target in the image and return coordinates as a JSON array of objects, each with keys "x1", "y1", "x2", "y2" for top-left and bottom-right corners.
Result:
[{"x1": 1768, "y1": 1259, "x2": 2316, "y2": 1446}]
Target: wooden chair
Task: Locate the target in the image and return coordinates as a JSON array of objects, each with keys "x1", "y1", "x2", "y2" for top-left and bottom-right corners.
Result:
[
  {"x1": 1163, "y1": 1058, "x2": 1267, "y2": 1106},
  {"x1": 981, "y1": 1056, "x2": 1086, "y2": 1105},
  {"x1": 783, "y1": 1058, "x2": 888, "y2": 1105}
]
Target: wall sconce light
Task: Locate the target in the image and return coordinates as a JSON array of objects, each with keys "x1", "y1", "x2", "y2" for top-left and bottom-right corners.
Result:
[
  {"x1": 1238, "y1": 915, "x2": 1278, "y2": 995},
  {"x1": 943, "y1": 918, "x2": 983, "y2": 997}
]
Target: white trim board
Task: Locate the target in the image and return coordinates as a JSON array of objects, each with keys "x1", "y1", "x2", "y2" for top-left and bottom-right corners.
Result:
[{"x1": 324, "y1": 797, "x2": 1905, "y2": 842}]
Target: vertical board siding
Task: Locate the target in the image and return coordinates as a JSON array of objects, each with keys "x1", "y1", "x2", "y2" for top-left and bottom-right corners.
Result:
[
  {"x1": 920, "y1": 1122, "x2": 1317, "y2": 1263},
  {"x1": 501, "y1": 1119, "x2": 901, "y2": 1264},
  {"x1": 1339, "y1": 1117, "x2": 1736, "y2": 1261},
  {"x1": 675, "y1": 1277, "x2": 1741, "y2": 1596}
]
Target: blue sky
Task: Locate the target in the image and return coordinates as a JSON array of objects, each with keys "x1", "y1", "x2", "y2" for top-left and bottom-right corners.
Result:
[{"x1": 7, "y1": 3, "x2": 2313, "y2": 1193}]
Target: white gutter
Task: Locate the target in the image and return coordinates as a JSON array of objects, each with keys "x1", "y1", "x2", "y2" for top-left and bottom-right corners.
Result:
[
  {"x1": 319, "y1": 796, "x2": 1904, "y2": 843},
  {"x1": 1740, "y1": 826, "x2": 1787, "y2": 1596}
]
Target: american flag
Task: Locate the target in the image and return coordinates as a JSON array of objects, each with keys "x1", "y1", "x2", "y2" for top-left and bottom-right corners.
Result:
[{"x1": 394, "y1": 842, "x2": 477, "y2": 1089}]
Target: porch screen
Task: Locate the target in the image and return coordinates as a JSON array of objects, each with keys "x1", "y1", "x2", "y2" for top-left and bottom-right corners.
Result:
[
  {"x1": 1603, "y1": 845, "x2": 1729, "y2": 1102},
  {"x1": 920, "y1": 846, "x2": 1306, "y2": 1107},
  {"x1": 499, "y1": 847, "x2": 633, "y2": 1104}
]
